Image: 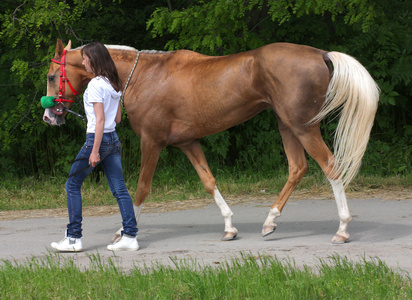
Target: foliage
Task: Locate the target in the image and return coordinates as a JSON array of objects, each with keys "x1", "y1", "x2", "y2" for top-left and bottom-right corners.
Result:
[
  {"x1": 0, "y1": 0, "x2": 411, "y2": 181},
  {"x1": 148, "y1": 0, "x2": 377, "y2": 54}
]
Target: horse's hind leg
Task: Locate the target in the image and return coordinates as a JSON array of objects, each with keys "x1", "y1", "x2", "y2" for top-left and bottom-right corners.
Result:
[
  {"x1": 298, "y1": 130, "x2": 352, "y2": 243},
  {"x1": 179, "y1": 140, "x2": 238, "y2": 241},
  {"x1": 262, "y1": 122, "x2": 308, "y2": 236}
]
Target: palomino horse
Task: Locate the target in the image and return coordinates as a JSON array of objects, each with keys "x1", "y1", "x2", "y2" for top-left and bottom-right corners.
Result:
[{"x1": 43, "y1": 39, "x2": 379, "y2": 244}]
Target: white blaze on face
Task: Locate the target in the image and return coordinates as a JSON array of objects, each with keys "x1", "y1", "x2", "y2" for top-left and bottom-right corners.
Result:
[{"x1": 44, "y1": 78, "x2": 56, "y2": 125}]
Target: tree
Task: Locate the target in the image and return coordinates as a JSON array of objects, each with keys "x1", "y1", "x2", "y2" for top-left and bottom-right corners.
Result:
[
  {"x1": 148, "y1": 0, "x2": 377, "y2": 54},
  {"x1": 0, "y1": 0, "x2": 410, "y2": 178}
]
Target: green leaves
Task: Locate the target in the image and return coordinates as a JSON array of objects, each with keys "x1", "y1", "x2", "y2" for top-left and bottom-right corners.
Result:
[
  {"x1": 378, "y1": 80, "x2": 398, "y2": 106},
  {"x1": 148, "y1": 0, "x2": 378, "y2": 54},
  {"x1": 10, "y1": 59, "x2": 29, "y2": 85},
  {"x1": 148, "y1": 0, "x2": 263, "y2": 54},
  {"x1": 266, "y1": 0, "x2": 376, "y2": 32}
]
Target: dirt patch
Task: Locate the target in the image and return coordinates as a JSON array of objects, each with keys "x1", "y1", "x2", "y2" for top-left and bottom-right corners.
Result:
[{"x1": 1, "y1": 186, "x2": 411, "y2": 221}]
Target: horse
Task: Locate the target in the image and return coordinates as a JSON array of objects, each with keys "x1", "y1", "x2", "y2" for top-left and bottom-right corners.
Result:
[{"x1": 43, "y1": 39, "x2": 379, "y2": 244}]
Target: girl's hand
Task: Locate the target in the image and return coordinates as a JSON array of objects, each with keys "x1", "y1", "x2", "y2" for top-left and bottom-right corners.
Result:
[{"x1": 89, "y1": 152, "x2": 100, "y2": 167}]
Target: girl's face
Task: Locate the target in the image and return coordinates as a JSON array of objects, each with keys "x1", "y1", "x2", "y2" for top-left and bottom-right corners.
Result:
[{"x1": 82, "y1": 54, "x2": 93, "y2": 74}]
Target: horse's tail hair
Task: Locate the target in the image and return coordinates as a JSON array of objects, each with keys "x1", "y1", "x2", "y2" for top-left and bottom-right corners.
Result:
[{"x1": 310, "y1": 52, "x2": 380, "y2": 187}]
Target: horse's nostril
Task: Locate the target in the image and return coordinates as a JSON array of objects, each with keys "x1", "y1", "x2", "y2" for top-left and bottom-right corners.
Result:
[{"x1": 43, "y1": 116, "x2": 51, "y2": 124}]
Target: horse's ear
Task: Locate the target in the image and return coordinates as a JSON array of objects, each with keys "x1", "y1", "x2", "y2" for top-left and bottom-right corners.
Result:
[
  {"x1": 54, "y1": 39, "x2": 64, "y2": 59},
  {"x1": 64, "y1": 40, "x2": 72, "y2": 51}
]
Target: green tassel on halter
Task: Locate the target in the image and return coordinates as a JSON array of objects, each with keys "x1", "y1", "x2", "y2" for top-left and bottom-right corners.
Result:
[{"x1": 41, "y1": 96, "x2": 56, "y2": 108}]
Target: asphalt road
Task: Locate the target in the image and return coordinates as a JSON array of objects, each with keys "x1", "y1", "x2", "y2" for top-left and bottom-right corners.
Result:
[{"x1": 1, "y1": 197, "x2": 411, "y2": 275}]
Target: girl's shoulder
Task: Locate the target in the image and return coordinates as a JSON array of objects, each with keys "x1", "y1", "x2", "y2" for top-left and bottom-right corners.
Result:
[
  {"x1": 89, "y1": 76, "x2": 111, "y2": 88},
  {"x1": 88, "y1": 76, "x2": 121, "y2": 99}
]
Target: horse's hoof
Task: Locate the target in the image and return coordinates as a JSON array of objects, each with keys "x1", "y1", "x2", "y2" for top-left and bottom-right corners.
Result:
[
  {"x1": 262, "y1": 225, "x2": 277, "y2": 237},
  {"x1": 331, "y1": 233, "x2": 349, "y2": 244},
  {"x1": 221, "y1": 231, "x2": 237, "y2": 241}
]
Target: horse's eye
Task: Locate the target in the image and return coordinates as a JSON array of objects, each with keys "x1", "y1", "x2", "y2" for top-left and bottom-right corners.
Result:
[{"x1": 48, "y1": 76, "x2": 55, "y2": 82}]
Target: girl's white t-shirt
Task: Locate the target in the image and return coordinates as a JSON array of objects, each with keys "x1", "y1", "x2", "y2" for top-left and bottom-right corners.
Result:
[{"x1": 84, "y1": 76, "x2": 122, "y2": 133}]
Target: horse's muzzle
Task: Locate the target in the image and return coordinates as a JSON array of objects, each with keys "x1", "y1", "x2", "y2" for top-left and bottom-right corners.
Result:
[{"x1": 43, "y1": 108, "x2": 65, "y2": 126}]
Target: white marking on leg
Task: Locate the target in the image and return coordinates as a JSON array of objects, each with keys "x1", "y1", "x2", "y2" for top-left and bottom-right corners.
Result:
[
  {"x1": 263, "y1": 207, "x2": 281, "y2": 228},
  {"x1": 214, "y1": 187, "x2": 237, "y2": 234},
  {"x1": 115, "y1": 205, "x2": 142, "y2": 238},
  {"x1": 115, "y1": 227, "x2": 123, "y2": 238},
  {"x1": 329, "y1": 179, "x2": 352, "y2": 239},
  {"x1": 134, "y1": 205, "x2": 142, "y2": 225}
]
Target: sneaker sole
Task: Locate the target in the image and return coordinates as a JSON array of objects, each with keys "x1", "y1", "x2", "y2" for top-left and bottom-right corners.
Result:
[
  {"x1": 51, "y1": 243, "x2": 83, "y2": 252},
  {"x1": 107, "y1": 246, "x2": 139, "y2": 251},
  {"x1": 52, "y1": 247, "x2": 83, "y2": 252}
]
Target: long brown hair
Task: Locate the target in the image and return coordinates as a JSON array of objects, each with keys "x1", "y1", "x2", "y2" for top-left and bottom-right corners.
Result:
[{"x1": 81, "y1": 42, "x2": 122, "y2": 92}]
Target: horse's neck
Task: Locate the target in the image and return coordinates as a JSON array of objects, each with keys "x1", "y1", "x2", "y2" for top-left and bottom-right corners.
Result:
[
  {"x1": 107, "y1": 49, "x2": 139, "y2": 85},
  {"x1": 114, "y1": 50, "x2": 170, "y2": 86}
]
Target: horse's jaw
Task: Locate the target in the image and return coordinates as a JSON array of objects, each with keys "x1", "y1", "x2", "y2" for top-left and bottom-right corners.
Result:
[{"x1": 43, "y1": 108, "x2": 66, "y2": 126}]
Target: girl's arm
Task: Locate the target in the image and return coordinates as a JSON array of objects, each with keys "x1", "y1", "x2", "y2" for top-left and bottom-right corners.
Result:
[{"x1": 90, "y1": 102, "x2": 105, "y2": 167}]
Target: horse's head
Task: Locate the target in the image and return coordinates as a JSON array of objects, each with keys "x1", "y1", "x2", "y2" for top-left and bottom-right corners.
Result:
[{"x1": 43, "y1": 39, "x2": 89, "y2": 125}]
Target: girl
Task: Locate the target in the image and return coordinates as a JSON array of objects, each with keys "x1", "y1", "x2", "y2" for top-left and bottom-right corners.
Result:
[{"x1": 51, "y1": 42, "x2": 138, "y2": 252}]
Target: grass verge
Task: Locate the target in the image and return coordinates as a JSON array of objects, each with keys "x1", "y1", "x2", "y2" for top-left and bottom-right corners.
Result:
[
  {"x1": 1, "y1": 252, "x2": 411, "y2": 299},
  {"x1": 1, "y1": 170, "x2": 411, "y2": 211}
]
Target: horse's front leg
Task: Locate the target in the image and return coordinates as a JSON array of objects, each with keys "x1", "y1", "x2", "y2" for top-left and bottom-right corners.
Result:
[
  {"x1": 112, "y1": 138, "x2": 163, "y2": 241},
  {"x1": 212, "y1": 186, "x2": 238, "y2": 240},
  {"x1": 113, "y1": 205, "x2": 143, "y2": 242},
  {"x1": 179, "y1": 140, "x2": 238, "y2": 240}
]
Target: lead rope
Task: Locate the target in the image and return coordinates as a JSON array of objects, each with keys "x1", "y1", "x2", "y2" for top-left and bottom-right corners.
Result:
[
  {"x1": 65, "y1": 107, "x2": 86, "y2": 122},
  {"x1": 68, "y1": 151, "x2": 110, "y2": 178},
  {"x1": 121, "y1": 50, "x2": 140, "y2": 108}
]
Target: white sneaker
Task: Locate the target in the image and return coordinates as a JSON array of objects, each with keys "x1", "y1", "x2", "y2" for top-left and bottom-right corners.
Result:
[
  {"x1": 107, "y1": 234, "x2": 139, "y2": 251},
  {"x1": 51, "y1": 232, "x2": 83, "y2": 252}
]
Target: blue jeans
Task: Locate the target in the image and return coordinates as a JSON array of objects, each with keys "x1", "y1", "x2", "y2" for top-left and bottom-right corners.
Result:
[{"x1": 65, "y1": 131, "x2": 137, "y2": 238}]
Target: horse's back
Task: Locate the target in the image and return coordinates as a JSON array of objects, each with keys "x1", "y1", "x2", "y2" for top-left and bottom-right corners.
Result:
[{"x1": 128, "y1": 43, "x2": 331, "y2": 144}]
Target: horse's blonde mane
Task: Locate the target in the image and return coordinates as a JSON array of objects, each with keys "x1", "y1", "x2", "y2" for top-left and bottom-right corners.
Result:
[
  {"x1": 73, "y1": 44, "x2": 169, "y2": 54},
  {"x1": 105, "y1": 45, "x2": 137, "y2": 51}
]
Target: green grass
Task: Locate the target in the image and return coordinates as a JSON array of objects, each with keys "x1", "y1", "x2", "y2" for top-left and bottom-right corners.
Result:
[
  {"x1": 1, "y1": 253, "x2": 411, "y2": 299},
  {"x1": 1, "y1": 170, "x2": 411, "y2": 211}
]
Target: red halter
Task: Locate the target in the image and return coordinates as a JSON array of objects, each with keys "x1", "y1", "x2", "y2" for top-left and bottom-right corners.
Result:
[{"x1": 51, "y1": 50, "x2": 80, "y2": 103}]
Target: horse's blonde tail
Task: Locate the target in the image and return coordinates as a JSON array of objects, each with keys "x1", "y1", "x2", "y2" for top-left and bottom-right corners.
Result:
[{"x1": 310, "y1": 52, "x2": 380, "y2": 187}]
